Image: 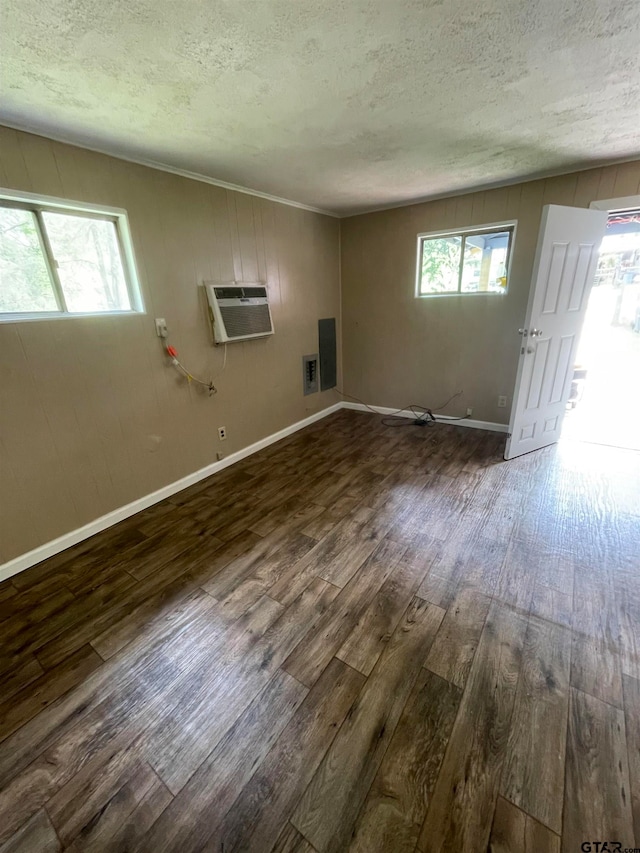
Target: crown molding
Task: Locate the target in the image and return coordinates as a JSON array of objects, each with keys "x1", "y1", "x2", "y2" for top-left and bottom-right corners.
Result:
[
  {"x1": 3, "y1": 119, "x2": 639, "y2": 221},
  {"x1": 340, "y1": 153, "x2": 640, "y2": 218},
  {"x1": 0, "y1": 119, "x2": 339, "y2": 218}
]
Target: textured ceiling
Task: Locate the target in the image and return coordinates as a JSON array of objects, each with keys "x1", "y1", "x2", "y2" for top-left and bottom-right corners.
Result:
[{"x1": 2, "y1": 0, "x2": 640, "y2": 215}]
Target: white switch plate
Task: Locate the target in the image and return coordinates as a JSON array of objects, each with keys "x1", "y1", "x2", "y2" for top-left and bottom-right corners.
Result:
[{"x1": 155, "y1": 318, "x2": 168, "y2": 338}]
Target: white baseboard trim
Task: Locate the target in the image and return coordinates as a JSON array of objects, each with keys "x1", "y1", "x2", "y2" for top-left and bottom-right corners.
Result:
[
  {"x1": 0, "y1": 403, "x2": 342, "y2": 583},
  {"x1": 0, "y1": 400, "x2": 507, "y2": 583},
  {"x1": 340, "y1": 402, "x2": 509, "y2": 433}
]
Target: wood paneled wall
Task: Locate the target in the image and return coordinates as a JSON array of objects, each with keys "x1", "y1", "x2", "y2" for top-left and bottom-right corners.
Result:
[
  {"x1": 0, "y1": 127, "x2": 341, "y2": 564},
  {"x1": 340, "y1": 160, "x2": 640, "y2": 424}
]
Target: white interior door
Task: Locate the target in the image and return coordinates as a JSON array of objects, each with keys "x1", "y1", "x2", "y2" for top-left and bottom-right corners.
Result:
[{"x1": 504, "y1": 204, "x2": 608, "y2": 460}]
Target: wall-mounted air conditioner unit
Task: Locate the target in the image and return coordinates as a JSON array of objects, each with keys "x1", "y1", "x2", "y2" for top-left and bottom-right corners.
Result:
[{"x1": 204, "y1": 282, "x2": 274, "y2": 344}]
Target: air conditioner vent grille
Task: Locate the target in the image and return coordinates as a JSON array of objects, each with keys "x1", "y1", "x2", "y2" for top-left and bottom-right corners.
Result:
[
  {"x1": 219, "y1": 304, "x2": 272, "y2": 339},
  {"x1": 204, "y1": 281, "x2": 274, "y2": 343}
]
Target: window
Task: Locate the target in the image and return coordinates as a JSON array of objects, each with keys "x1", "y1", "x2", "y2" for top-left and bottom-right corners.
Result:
[
  {"x1": 0, "y1": 189, "x2": 143, "y2": 320},
  {"x1": 416, "y1": 223, "x2": 515, "y2": 297}
]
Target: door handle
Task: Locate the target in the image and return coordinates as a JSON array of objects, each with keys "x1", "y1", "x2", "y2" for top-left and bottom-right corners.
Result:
[{"x1": 530, "y1": 329, "x2": 543, "y2": 337}]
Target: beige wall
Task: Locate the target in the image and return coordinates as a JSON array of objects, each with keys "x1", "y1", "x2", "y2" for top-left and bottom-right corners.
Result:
[
  {"x1": 340, "y1": 161, "x2": 640, "y2": 425},
  {"x1": 3, "y1": 123, "x2": 640, "y2": 566},
  {"x1": 0, "y1": 127, "x2": 341, "y2": 564}
]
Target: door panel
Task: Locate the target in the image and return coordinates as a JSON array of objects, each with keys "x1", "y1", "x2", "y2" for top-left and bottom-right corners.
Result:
[
  {"x1": 550, "y1": 336, "x2": 574, "y2": 403},
  {"x1": 505, "y1": 205, "x2": 608, "y2": 460},
  {"x1": 568, "y1": 245, "x2": 597, "y2": 311},
  {"x1": 542, "y1": 243, "x2": 568, "y2": 313}
]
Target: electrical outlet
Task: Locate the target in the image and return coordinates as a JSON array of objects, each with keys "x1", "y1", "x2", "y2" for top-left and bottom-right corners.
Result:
[
  {"x1": 218, "y1": 426, "x2": 227, "y2": 441},
  {"x1": 155, "y1": 318, "x2": 168, "y2": 338},
  {"x1": 498, "y1": 395, "x2": 507, "y2": 408},
  {"x1": 466, "y1": 407, "x2": 473, "y2": 417}
]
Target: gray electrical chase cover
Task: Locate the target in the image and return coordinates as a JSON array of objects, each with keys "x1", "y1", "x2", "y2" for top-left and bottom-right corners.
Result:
[{"x1": 318, "y1": 318, "x2": 337, "y2": 391}]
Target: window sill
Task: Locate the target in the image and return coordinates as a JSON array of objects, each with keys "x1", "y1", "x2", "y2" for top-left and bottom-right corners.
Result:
[
  {"x1": 0, "y1": 310, "x2": 145, "y2": 323},
  {"x1": 415, "y1": 291, "x2": 508, "y2": 298}
]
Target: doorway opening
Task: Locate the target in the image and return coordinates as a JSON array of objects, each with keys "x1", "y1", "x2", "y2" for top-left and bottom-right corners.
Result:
[{"x1": 562, "y1": 208, "x2": 640, "y2": 451}]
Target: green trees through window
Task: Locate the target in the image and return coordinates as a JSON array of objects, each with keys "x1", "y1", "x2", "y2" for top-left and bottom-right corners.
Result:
[
  {"x1": 417, "y1": 226, "x2": 514, "y2": 296},
  {"x1": 0, "y1": 196, "x2": 141, "y2": 318},
  {"x1": 0, "y1": 207, "x2": 57, "y2": 312},
  {"x1": 420, "y1": 236, "x2": 461, "y2": 293},
  {"x1": 41, "y1": 212, "x2": 131, "y2": 312}
]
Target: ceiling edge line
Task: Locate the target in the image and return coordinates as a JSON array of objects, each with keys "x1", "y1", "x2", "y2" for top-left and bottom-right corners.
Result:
[
  {"x1": 0, "y1": 119, "x2": 340, "y2": 218},
  {"x1": 342, "y1": 153, "x2": 640, "y2": 219},
  {"x1": 4, "y1": 120, "x2": 639, "y2": 221}
]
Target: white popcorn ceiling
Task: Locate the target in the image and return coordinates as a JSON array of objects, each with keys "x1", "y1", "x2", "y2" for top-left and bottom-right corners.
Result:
[{"x1": 1, "y1": 0, "x2": 640, "y2": 215}]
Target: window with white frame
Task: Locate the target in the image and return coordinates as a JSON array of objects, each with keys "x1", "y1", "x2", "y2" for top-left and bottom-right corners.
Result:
[
  {"x1": 0, "y1": 190, "x2": 143, "y2": 319},
  {"x1": 416, "y1": 223, "x2": 515, "y2": 297}
]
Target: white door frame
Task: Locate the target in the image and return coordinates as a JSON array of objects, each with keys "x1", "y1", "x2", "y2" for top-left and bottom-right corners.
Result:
[
  {"x1": 505, "y1": 196, "x2": 640, "y2": 460},
  {"x1": 505, "y1": 204, "x2": 608, "y2": 459},
  {"x1": 590, "y1": 195, "x2": 640, "y2": 212}
]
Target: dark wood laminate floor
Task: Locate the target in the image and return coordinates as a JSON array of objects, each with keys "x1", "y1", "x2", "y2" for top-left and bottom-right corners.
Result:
[{"x1": 0, "y1": 409, "x2": 638, "y2": 853}]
